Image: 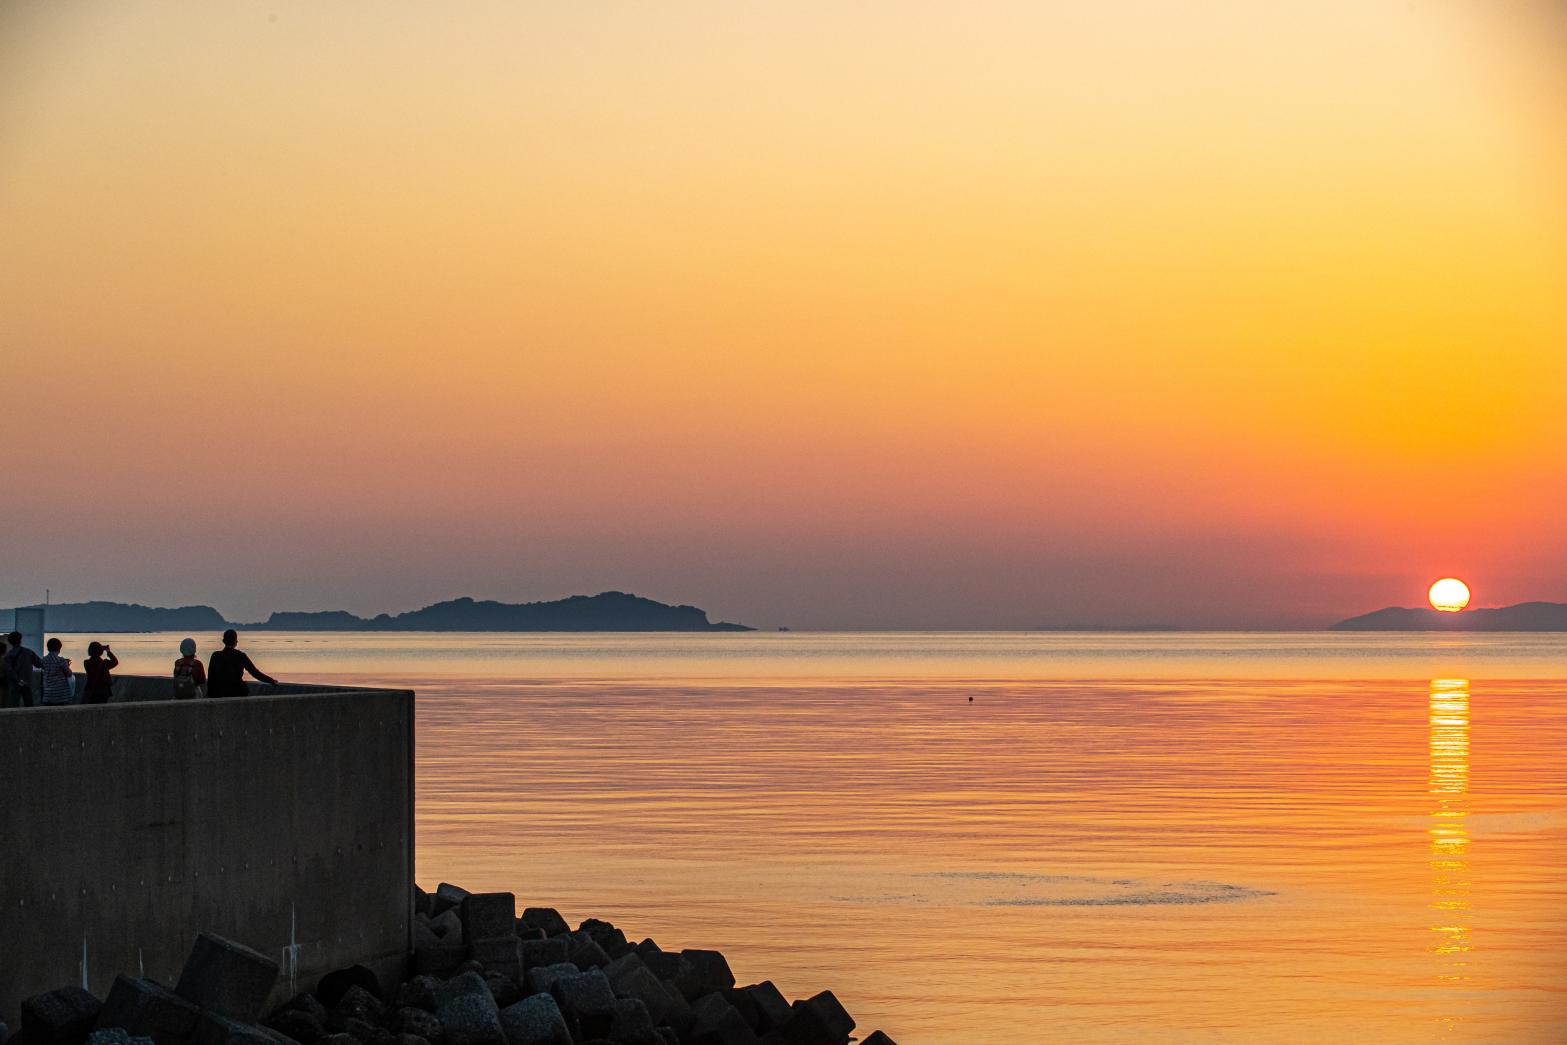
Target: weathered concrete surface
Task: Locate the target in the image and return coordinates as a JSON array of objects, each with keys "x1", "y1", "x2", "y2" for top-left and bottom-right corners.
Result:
[
  {"x1": 0, "y1": 681, "x2": 414, "y2": 1024},
  {"x1": 98, "y1": 677, "x2": 361, "y2": 703}
]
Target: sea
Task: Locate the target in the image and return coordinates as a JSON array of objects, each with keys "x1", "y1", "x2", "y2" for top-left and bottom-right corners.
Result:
[{"x1": 77, "y1": 631, "x2": 1567, "y2": 1043}]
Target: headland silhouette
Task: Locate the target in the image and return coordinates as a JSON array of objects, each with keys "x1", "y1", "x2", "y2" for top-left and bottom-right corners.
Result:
[
  {"x1": 1, "y1": 591, "x2": 753, "y2": 633},
  {"x1": 1332, "y1": 601, "x2": 1567, "y2": 631}
]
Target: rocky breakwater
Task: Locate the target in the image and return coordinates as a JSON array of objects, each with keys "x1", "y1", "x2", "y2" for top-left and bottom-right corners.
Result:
[{"x1": 0, "y1": 884, "x2": 895, "y2": 1045}]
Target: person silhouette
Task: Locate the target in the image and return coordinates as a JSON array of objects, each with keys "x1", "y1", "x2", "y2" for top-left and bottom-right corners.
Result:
[
  {"x1": 172, "y1": 638, "x2": 207, "y2": 699},
  {"x1": 206, "y1": 629, "x2": 278, "y2": 698},
  {"x1": 38, "y1": 637, "x2": 74, "y2": 706},
  {"x1": 3, "y1": 631, "x2": 41, "y2": 708},
  {"x1": 81, "y1": 640, "x2": 119, "y2": 704}
]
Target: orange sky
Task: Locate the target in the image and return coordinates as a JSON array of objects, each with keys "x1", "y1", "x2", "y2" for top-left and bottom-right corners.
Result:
[{"x1": 2, "y1": 2, "x2": 1564, "y2": 627}]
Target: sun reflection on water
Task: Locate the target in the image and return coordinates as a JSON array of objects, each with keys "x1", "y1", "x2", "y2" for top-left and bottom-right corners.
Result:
[{"x1": 1428, "y1": 677, "x2": 1471, "y2": 1018}]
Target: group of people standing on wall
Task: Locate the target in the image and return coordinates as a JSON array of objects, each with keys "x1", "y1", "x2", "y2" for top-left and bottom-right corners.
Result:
[{"x1": 0, "y1": 629, "x2": 279, "y2": 708}]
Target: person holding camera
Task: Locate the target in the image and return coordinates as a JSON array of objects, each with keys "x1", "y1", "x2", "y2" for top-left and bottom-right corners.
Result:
[{"x1": 82, "y1": 640, "x2": 119, "y2": 704}]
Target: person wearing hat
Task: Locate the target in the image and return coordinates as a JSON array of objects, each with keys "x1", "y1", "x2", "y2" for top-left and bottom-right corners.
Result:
[
  {"x1": 81, "y1": 641, "x2": 119, "y2": 704},
  {"x1": 172, "y1": 638, "x2": 207, "y2": 699}
]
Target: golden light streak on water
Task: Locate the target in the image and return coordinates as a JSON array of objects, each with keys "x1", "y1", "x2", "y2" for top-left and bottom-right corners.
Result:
[{"x1": 1429, "y1": 677, "x2": 1472, "y2": 1033}]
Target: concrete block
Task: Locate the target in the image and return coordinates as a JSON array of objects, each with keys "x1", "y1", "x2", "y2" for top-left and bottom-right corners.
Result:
[
  {"x1": 276, "y1": 997, "x2": 326, "y2": 1022},
  {"x1": 481, "y1": 977, "x2": 520, "y2": 1013},
  {"x1": 95, "y1": 977, "x2": 200, "y2": 1045},
  {"x1": 495, "y1": 995, "x2": 570, "y2": 1045},
  {"x1": 432, "y1": 885, "x2": 470, "y2": 917},
  {"x1": 511, "y1": 927, "x2": 544, "y2": 944},
  {"x1": 191, "y1": 1013, "x2": 274, "y2": 1045},
  {"x1": 689, "y1": 994, "x2": 729, "y2": 1027},
  {"x1": 430, "y1": 911, "x2": 463, "y2": 943},
  {"x1": 432, "y1": 975, "x2": 489, "y2": 1015},
  {"x1": 412, "y1": 940, "x2": 467, "y2": 979},
  {"x1": 517, "y1": 941, "x2": 567, "y2": 974},
  {"x1": 254, "y1": 1028, "x2": 297, "y2": 1045},
  {"x1": 520, "y1": 966, "x2": 574, "y2": 999},
  {"x1": 674, "y1": 952, "x2": 735, "y2": 1002},
  {"x1": 693, "y1": 1014, "x2": 757, "y2": 1045},
  {"x1": 546, "y1": 972, "x2": 614, "y2": 1041},
  {"x1": 800, "y1": 993, "x2": 851, "y2": 1041},
  {"x1": 637, "y1": 951, "x2": 680, "y2": 983},
  {"x1": 718, "y1": 989, "x2": 761, "y2": 1032},
  {"x1": 687, "y1": 996, "x2": 756, "y2": 1045},
  {"x1": 174, "y1": 934, "x2": 280, "y2": 1023},
  {"x1": 391, "y1": 979, "x2": 438, "y2": 1014},
  {"x1": 776, "y1": 992, "x2": 853, "y2": 1045},
  {"x1": 518, "y1": 910, "x2": 568, "y2": 938},
  {"x1": 392, "y1": 1010, "x2": 441, "y2": 1045},
  {"x1": 588, "y1": 929, "x2": 629, "y2": 961},
  {"x1": 468, "y1": 939, "x2": 521, "y2": 982},
  {"x1": 460, "y1": 895, "x2": 516, "y2": 944},
  {"x1": 21, "y1": 987, "x2": 102, "y2": 1045},
  {"x1": 860, "y1": 1032, "x2": 896, "y2": 1045},
  {"x1": 602, "y1": 953, "x2": 643, "y2": 988},
  {"x1": 261, "y1": 1011, "x2": 320, "y2": 1045},
  {"x1": 735, "y1": 984, "x2": 790, "y2": 1034},
  {"x1": 328, "y1": 987, "x2": 386, "y2": 1031},
  {"x1": 433, "y1": 995, "x2": 503, "y2": 1045},
  {"x1": 608, "y1": 999, "x2": 659, "y2": 1045},
  {"x1": 320, "y1": 1015, "x2": 376, "y2": 1042},
  {"x1": 414, "y1": 886, "x2": 431, "y2": 917},
  {"x1": 605, "y1": 968, "x2": 681, "y2": 1030},
  {"x1": 566, "y1": 938, "x2": 609, "y2": 971},
  {"x1": 314, "y1": 968, "x2": 380, "y2": 1011}
]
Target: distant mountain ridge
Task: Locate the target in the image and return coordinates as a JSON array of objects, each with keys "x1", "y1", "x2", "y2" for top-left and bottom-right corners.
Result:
[
  {"x1": 4, "y1": 592, "x2": 753, "y2": 633},
  {"x1": 0, "y1": 600, "x2": 229, "y2": 633},
  {"x1": 1331, "y1": 601, "x2": 1567, "y2": 631}
]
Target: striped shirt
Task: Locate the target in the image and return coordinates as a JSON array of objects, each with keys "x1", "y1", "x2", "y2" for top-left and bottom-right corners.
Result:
[{"x1": 39, "y1": 653, "x2": 73, "y2": 705}]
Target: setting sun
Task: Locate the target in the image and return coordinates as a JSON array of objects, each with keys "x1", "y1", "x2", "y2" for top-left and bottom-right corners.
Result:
[{"x1": 1429, "y1": 578, "x2": 1473, "y2": 613}]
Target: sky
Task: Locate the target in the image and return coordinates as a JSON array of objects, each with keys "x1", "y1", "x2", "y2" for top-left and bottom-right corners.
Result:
[{"x1": 2, "y1": 1, "x2": 1565, "y2": 629}]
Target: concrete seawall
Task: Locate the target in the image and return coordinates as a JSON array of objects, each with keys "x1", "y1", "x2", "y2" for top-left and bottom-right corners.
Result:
[{"x1": 0, "y1": 679, "x2": 414, "y2": 1023}]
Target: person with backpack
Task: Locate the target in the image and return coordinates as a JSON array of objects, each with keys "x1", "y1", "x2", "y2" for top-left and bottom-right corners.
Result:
[
  {"x1": 2, "y1": 631, "x2": 41, "y2": 708},
  {"x1": 172, "y1": 637, "x2": 207, "y2": 699},
  {"x1": 38, "y1": 637, "x2": 74, "y2": 706},
  {"x1": 81, "y1": 641, "x2": 119, "y2": 704}
]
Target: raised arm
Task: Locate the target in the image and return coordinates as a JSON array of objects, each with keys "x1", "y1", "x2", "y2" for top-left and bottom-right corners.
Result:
[{"x1": 241, "y1": 652, "x2": 278, "y2": 687}]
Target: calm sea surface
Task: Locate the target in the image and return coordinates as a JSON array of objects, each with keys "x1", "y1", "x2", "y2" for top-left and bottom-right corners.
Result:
[{"x1": 85, "y1": 632, "x2": 1567, "y2": 1042}]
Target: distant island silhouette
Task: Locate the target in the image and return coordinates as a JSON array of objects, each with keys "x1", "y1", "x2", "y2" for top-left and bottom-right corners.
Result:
[
  {"x1": 1332, "y1": 601, "x2": 1567, "y2": 631},
  {"x1": 3, "y1": 591, "x2": 753, "y2": 633}
]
